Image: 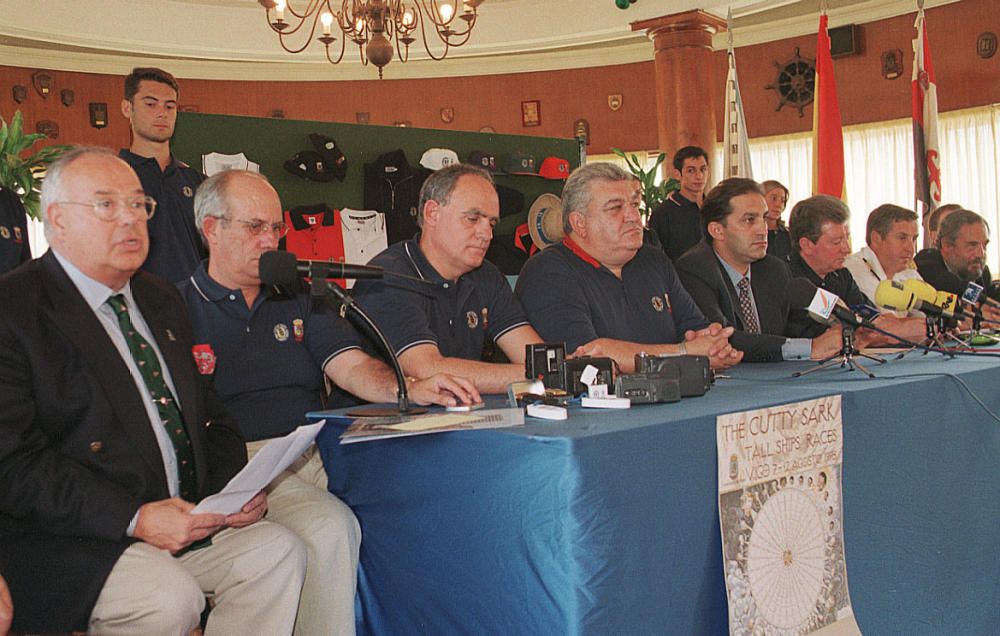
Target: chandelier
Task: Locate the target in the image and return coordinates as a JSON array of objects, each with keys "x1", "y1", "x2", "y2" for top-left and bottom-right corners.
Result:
[{"x1": 258, "y1": 1, "x2": 485, "y2": 78}]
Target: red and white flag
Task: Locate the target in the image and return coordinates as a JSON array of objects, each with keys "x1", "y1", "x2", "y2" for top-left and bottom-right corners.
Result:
[
  {"x1": 912, "y1": 8, "x2": 941, "y2": 216},
  {"x1": 812, "y1": 11, "x2": 845, "y2": 198}
]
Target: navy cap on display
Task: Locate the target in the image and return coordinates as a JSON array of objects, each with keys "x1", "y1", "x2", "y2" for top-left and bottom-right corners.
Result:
[
  {"x1": 504, "y1": 152, "x2": 537, "y2": 176},
  {"x1": 309, "y1": 133, "x2": 348, "y2": 181},
  {"x1": 467, "y1": 150, "x2": 499, "y2": 173},
  {"x1": 283, "y1": 150, "x2": 334, "y2": 182}
]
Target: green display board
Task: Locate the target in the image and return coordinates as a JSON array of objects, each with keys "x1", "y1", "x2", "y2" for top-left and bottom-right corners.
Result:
[{"x1": 171, "y1": 112, "x2": 580, "y2": 238}]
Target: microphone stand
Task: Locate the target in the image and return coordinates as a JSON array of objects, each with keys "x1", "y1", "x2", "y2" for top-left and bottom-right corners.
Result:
[
  {"x1": 308, "y1": 263, "x2": 426, "y2": 416},
  {"x1": 793, "y1": 323, "x2": 884, "y2": 379},
  {"x1": 917, "y1": 315, "x2": 951, "y2": 353}
]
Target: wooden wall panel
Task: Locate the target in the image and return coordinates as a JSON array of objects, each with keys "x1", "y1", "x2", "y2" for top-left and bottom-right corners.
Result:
[
  {"x1": 724, "y1": 0, "x2": 1000, "y2": 139},
  {"x1": 0, "y1": 0, "x2": 997, "y2": 158},
  {"x1": 0, "y1": 66, "x2": 130, "y2": 150},
  {"x1": 0, "y1": 62, "x2": 658, "y2": 156}
]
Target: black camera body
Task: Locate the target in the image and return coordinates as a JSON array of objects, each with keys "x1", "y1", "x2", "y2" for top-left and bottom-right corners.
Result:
[
  {"x1": 525, "y1": 343, "x2": 614, "y2": 396},
  {"x1": 562, "y1": 356, "x2": 614, "y2": 396},
  {"x1": 525, "y1": 343, "x2": 567, "y2": 390},
  {"x1": 614, "y1": 371, "x2": 681, "y2": 404},
  {"x1": 633, "y1": 353, "x2": 711, "y2": 397}
]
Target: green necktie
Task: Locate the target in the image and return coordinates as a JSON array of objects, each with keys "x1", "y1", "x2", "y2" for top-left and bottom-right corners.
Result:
[{"x1": 107, "y1": 294, "x2": 198, "y2": 501}]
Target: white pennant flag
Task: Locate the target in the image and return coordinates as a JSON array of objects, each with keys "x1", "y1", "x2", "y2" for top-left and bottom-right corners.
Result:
[{"x1": 724, "y1": 20, "x2": 753, "y2": 180}]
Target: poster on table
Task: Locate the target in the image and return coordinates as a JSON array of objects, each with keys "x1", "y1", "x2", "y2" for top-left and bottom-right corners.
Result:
[{"x1": 716, "y1": 394, "x2": 861, "y2": 635}]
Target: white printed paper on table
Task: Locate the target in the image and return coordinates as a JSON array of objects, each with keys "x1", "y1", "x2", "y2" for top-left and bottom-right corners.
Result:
[{"x1": 716, "y1": 395, "x2": 861, "y2": 636}]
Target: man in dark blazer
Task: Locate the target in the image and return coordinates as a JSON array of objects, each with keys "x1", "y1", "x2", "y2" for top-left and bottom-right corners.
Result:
[
  {"x1": 676, "y1": 178, "x2": 841, "y2": 363},
  {"x1": 0, "y1": 147, "x2": 305, "y2": 634}
]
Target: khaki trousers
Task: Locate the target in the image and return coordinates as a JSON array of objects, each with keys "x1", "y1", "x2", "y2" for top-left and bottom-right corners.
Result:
[
  {"x1": 247, "y1": 441, "x2": 361, "y2": 636},
  {"x1": 89, "y1": 520, "x2": 306, "y2": 636}
]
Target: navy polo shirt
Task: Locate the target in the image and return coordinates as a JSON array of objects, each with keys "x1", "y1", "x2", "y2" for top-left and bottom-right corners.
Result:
[
  {"x1": 352, "y1": 238, "x2": 530, "y2": 360},
  {"x1": 648, "y1": 190, "x2": 703, "y2": 262},
  {"x1": 515, "y1": 237, "x2": 709, "y2": 351},
  {"x1": 120, "y1": 150, "x2": 207, "y2": 283},
  {"x1": 177, "y1": 262, "x2": 362, "y2": 441}
]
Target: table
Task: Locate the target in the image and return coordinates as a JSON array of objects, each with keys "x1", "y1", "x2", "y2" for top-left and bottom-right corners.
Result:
[{"x1": 317, "y1": 352, "x2": 1000, "y2": 635}]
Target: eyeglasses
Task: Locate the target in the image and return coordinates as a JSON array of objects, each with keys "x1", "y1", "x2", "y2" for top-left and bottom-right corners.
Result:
[
  {"x1": 222, "y1": 217, "x2": 290, "y2": 238},
  {"x1": 56, "y1": 195, "x2": 157, "y2": 222}
]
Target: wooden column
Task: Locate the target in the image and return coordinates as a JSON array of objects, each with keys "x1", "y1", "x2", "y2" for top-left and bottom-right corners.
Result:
[{"x1": 632, "y1": 11, "x2": 726, "y2": 173}]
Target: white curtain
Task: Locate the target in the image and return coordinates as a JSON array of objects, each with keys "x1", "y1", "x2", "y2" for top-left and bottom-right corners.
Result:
[{"x1": 708, "y1": 104, "x2": 1000, "y2": 266}]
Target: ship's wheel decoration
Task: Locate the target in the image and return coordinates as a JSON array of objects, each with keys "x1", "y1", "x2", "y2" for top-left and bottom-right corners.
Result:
[{"x1": 765, "y1": 47, "x2": 816, "y2": 117}]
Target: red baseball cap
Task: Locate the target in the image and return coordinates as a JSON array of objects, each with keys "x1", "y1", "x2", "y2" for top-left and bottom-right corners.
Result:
[{"x1": 538, "y1": 156, "x2": 570, "y2": 180}]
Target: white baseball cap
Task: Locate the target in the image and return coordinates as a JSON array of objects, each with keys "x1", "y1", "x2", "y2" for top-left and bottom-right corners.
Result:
[{"x1": 420, "y1": 147, "x2": 460, "y2": 171}]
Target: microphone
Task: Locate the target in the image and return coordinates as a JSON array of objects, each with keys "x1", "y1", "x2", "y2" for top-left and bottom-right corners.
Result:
[
  {"x1": 934, "y1": 290, "x2": 964, "y2": 318},
  {"x1": 902, "y1": 278, "x2": 964, "y2": 318},
  {"x1": 900, "y1": 278, "x2": 938, "y2": 305},
  {"x1": 259, "y1": 250, "x2": 384, "y2": 286},
  {"x1": 257, "y1": 250, "x2": 423, "y2": 415},
  {"x1": 874, "y1": 279, "x2": 969, "y2": 320},
  {"x1": 962, "y1": 280, "x2": 1000, "y2": 312},
  {"x1": 787, "y1": 278, "x2": 887, "y2": 379},
  {"x1": 787, "y1": 278, "x2": 866, "y2": 328}
]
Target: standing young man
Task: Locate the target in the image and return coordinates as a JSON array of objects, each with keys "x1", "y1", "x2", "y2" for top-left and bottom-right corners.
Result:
[
  {"x1": 120, "y1": 67, "x2": 207, "y2": 283},
  {"x1": 648, "y1": 146, "x2": 711, "y2": 262}
]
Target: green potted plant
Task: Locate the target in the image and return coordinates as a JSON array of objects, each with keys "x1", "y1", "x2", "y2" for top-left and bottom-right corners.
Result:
[
  {"x1": 611, "y1": 148, "x2": 679, "y2": 223},
  {"x1": 0, "y1": 110, "x2": 71, "y2": 220}
]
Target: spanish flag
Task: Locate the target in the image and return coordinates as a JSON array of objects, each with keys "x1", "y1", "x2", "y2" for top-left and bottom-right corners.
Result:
[{"x1": 812, "y1": 12, "x2": 845, "y2": 198}]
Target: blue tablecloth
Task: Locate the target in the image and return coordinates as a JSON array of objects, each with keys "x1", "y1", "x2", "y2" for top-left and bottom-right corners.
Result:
[{"x1": 317, "y1": 352, "x2": 1000, "y2": 634}]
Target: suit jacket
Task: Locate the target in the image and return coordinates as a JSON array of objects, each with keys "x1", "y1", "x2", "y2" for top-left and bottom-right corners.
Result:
[
  {"x1": 0, "y1": 251, "x2": 246, "y2": 633},
  {"x1": 675, "y1": 241, "x2": 809, "y2": 362}
]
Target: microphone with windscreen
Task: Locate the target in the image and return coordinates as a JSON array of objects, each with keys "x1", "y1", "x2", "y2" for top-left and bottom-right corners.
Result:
[
  {"x1": 787, "y1": 278, "x2": 883, "y2": 377},
  {"x1": 874, "y1": 279, "x2": 966, "y2": 321},
  {"x1": 787, "y1": 278, "x2": 867, "y2": 328}
]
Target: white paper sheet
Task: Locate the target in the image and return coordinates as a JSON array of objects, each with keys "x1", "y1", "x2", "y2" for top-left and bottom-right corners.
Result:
[{"x1": 192, "y1": 420, "x2": 326, "y2": 515}]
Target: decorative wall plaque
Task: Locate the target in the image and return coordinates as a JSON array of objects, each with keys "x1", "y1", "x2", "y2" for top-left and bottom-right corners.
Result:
[
  {"x1": 12, "y1": 85, "x2": 27, "y2": 104},
  {"x1": 521, "y1": 100, "x2": 540, "y2": 127},
  {"x1": 36, "y1": 120, "x2": 59, "y2": 139},
  {"x1": 880, "y1": 49, "x2": 903, "y2": 80},
  {"x1": 60, "y1": 89, "x2": 74, "y2": 107},
  {"x1": 978, "y1": 32, "x2": 997, "y2": 59},
  {"x1": 607, "y1": 94, "x2": 622, "y2": 111},
  {"x1": 89, "y1": 102, "x2": 108, "y2": 129},
  {"x1": 32, "y1": 72, "x2": 53, "y2": 98},
  {"x1": 440, "y1": 107, "x2": 455, "y2": 124}
]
